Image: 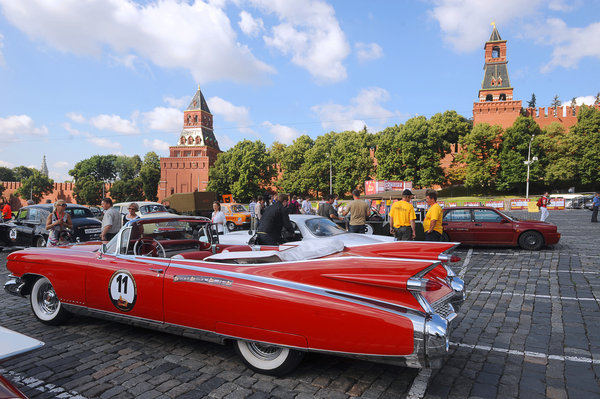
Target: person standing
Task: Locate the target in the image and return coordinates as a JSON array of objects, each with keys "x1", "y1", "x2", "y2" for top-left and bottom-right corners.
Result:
[
  {"x1": 256, "y1": 194, "x2": 295, "y2": 245},
  {"x1": 287, "y1": 195, "x2": 301, "y2": 214},
  {"x1": 123, "y1": 203, "x2": 140, "y2": 225},
  {"x1": 211, "y1": 201, "x2": 226, "y2": 235},
  {"x1": 45, "y1": 200, "x2": 73, "y2": 247},
  {"x1": 248, "y1": 198, "x2": 257, "y2": 230},
  {"x1": 100, "y1": 197, "x2": 122, "y2": 242},
  {"x1": 389, "y1": 189, "x2": 416, "y2": 240},
  {"x1": 318, "y1": 194, "x2": 344, "y2": 222},
  {"x1": 591, "y1": 192, "x2": 600, "y2": 223},
  {"x1": 538, "y1": 191, "x2": 550, "y2": 222},
  {"x1": 1, "y1": 200, "x2": 12, "y2": 222},
  {"x1": 423, "y1": 190, "x2": 443, "y2": 241},
  {"x1": 255, "y1": 196, "x2": 264, "y2": 223},
  {"x1": 342, "y1": 189, "x2": 370, "y2": 233},
  {"x1": 301, "y1": 196, "x2": 313, "y2": 215}
]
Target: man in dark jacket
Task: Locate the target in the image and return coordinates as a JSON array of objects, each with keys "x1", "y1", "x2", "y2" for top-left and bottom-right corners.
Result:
[{"x1": 256, "y1": 193, "x2": 295, "y2": 245}]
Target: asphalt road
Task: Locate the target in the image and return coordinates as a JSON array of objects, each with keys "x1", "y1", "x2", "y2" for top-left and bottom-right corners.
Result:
[{"x1": 1, "y1": 208, "x2": 599, "y2": 398}]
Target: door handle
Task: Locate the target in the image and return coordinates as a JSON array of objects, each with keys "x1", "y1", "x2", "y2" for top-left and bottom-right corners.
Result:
[
  {"x1": 149, "y1": 268, "x2": 164, "y2": 274},
  {"x1": 474, "y1": 223, "x2": 482, "y2": 226}
]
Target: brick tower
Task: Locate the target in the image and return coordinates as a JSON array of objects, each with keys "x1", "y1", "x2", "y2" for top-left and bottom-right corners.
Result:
[
  {"x1": 158, "y1": 87, "x2": 221, "y2": 202},
  {"x1": 472, "y1": 24, "x2": 522, "y2": 129}
]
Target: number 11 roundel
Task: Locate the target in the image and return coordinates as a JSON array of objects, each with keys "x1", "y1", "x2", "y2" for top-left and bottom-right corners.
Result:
[{"x1": 109, "y1": 270, "x2": 137, "y2": 312}]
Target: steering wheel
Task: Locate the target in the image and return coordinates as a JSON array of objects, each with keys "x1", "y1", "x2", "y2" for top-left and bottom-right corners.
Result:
[{"x1": 133, "y1": 238, "x2": 166, "y2": 257}]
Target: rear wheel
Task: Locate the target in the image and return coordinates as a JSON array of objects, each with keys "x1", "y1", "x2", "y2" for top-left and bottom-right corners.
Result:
[
  {"x1": 518, "y1": 231, "x2": 544, "y2": 251},
  {"x1": 30, "y1": 277, "x2": 71, "y2": 325},
  {"x1": 364, "y1": 224, "x2": 374, "y2": 235},
  {"x1": 35, "y1": 236, "x2": 46, "y2": 247},
  {"x1": 234, "y1": 340, "x2": 304, "y2": 376},
  {"x1": 226, "y1": 221, "x2": 236, "y2": 232}
]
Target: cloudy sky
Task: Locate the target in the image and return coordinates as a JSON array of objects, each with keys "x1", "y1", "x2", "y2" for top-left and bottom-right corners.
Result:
[{"x1": 0, "y1": 0, "x2": 599, "y2": 182}]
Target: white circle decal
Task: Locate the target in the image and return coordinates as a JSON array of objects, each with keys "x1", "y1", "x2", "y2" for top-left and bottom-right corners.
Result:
[{"x1": 108, "y1": 270, "x2": 137, "y2": 312}]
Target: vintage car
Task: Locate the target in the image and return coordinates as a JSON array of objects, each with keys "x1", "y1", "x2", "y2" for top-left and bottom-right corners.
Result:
[
  {"x1": 222, "y1": 214, "x2": 397, "y2": 246},
  {"x1": 0, "y1": 326, "x2": 44, "y2": 398},
  {"x1": 5, "y1": 215, "x2": 465, "y2": 375},
  {"x1": 113, "y1": 201, "x2": 173, "y2": 218},
  {"x1": 442, "y1": 206, "x2": 560, "y2": 250},
  {"x1": 221, "y1": 203, "x2": 251, "y2": 231},
  {"x1": 0, "y1": 204, "x2": 102, "y2": 250}
]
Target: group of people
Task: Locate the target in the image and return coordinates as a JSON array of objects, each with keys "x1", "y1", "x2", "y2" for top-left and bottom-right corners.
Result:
[{"x1": 389, "y1": 189, "x2": 444, "y2": 242}]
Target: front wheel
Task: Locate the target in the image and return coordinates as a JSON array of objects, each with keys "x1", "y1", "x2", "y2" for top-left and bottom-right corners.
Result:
[
  {"x1": 35, "y1": 236, "x2": 46, "y2": 247},
  {"x1": 518, "y1": 231, "x2": 544, "y2": 251},
  {"x1": 234, "y1": 340, "x2": 304, "y2": 376},
  {"x1": 30, "y1": 277, "x2": 71, "y2": 325},
  {"x1": 226, "y1": 221, "x2": 236, "y2": 232}
]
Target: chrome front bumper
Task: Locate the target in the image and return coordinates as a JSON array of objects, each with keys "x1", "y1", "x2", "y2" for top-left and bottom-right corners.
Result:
[{"x1": 4, "y1": 275, "x2": 26, "y2": 297}]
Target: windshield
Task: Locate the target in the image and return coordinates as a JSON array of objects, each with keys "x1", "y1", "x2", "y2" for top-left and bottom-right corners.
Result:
[
  {"x1": 66, "y1": 207, "x2": 94, "y2": 219},
  {"x1": 305, "y1": 218, "x2": 347, "y2": 237},
  {"x1": 139, "y1": 204, "x2": 168, "y2": 215},
  {"x1": 230, "y1": 205, "x2": 246, "y2": 213},
  {"x1": 495, "y1": 209, "x2": 516, "y2": 221}
]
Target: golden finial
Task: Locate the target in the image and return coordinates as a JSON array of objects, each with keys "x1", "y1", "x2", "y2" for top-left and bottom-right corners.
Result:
[{"x1": 491, "y1": 21, "x2": 496, "y2": 28}]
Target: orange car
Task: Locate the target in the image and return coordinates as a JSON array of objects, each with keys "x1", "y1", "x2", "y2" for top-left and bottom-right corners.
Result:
[{"x1": 221, "y1": 203, "x2": 251, "y2": 231}]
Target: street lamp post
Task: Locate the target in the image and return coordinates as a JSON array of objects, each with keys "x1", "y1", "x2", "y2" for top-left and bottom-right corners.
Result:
[{"x1": 524, "y1": 135, "x2": 538, "y2": 198}]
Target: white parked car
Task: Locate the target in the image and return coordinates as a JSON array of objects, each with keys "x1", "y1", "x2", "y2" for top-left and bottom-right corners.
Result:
[
  {"x1": 113, "y1": 201, "x2": 172, "y2": 218},
  {"x1": 219, "y1": 214, "x2": 395, "y2": 246}
]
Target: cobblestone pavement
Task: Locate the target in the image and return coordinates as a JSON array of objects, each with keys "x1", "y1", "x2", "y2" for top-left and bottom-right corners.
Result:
[{"x1": 1, "y1": 209, "x2": 599, "y2": 398}]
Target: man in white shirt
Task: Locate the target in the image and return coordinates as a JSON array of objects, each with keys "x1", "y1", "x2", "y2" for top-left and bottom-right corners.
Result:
[
  {"x1": 301, "y1": 196, "x2": 313, "y2": 214},
  {"x1": 101, "y1": 197, "x2": 122, "y2": 242}
]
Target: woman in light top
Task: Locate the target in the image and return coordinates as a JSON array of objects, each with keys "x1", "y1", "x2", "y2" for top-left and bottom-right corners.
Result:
[
  {"x1": 211, "y1": 201, "x2": 226, "y2": 234},
  {"x1": 45, "y1": 199, "x2": 73, "y2": 247},
  {"x1": 123, "y1": 202, "x2": 139, "y2": 225}
]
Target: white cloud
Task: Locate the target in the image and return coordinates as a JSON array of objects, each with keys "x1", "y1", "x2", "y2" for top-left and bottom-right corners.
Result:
[
  {"x1": 164, "y1": 96, "x2": 189, "y2": 109},
  {"x1": 143, "y1": 138, "x2": 170, "y2": 152},
  {"x1": 0, "y1": 0, "x2": 275, "y2": 83},
  {"x1": 142, "y1": 107, "x2": 182, "y2": 132},
  {"x1": 0, "y1": 114, "x2": 48, "y2": 142},
  {"x1": 529, "y1": 19, "x2": 600, "y2": 72},
  {"x1": 565, "y1": 96, "x2": 596, "y2": 106},
  {"x1": 66, "y1": 112, "x2": 86, "y2": 123},
  {"x1": 355, "y1": 42, "x2": 383, "y2": 62},
  {"x1": 0, "y1": 33, "x2": 5, "y2": 66},
  {"x1": 89, "y1": 114, "x2": 139, "y2": 135},
  {"x1": 262, "y1": 121, "x2": 300, "y2": 144},
  {"x1": 0, "y1": 160, "x2": 14, "y2": 167},
  {"x1": 312, "y1": 87, "x2": 401, "y2": 132},
  {"x1": 429, "y1": 0, "x2": 543, "y2": 52},
  {"x1": 87, "y1": 135, "x2": 122, "y2": 150},
  {"x1": 53, "y1": 161, "x2": 69, "y2": 168},
  {"x1": 252, "y1": 0, "x2": 350, "y2": 83},
  {"x1": 215, "y1": 134, "x2": 236, "y2": 150},
  {"x1": 207, "y1": 96, "x2": 256, "y2": 135},
  {"x1": 239, "y1": 11, "x2": 264, "y2": 37}
]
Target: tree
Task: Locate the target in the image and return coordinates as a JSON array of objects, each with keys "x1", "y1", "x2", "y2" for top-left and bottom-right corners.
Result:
[
  {"x1": 15, "y1": 170, "x2": 54, "y2": 203},
  {"x1": 331, "y1": 130, "x2": 376, "y2": 195},
  {"x1": 527, "y1": 93, "x2": 536, "y2": 109},
  {"x1": 0, "y1": 167, "x2": 16, "y2": 182},
  {"x1": 207, "y1": 140, "x2": 276, "y2": 202},
  {"x1": 496, "y1": 116, "x2": 542, "y2": 192},
  {"x1": 69, "y1": 155, "x2": 117, "y2": 182},
  {"x1": 570, "y1": 105, "x2": 600, "y2": 186},
  {"x1": 460, "y1": 123, "x2": 502, "y2": 194},
  {"x1": 0, "y1": 183, "x2": 5, "y2": 198},
  {"x1": 277, "y1": 135, "x2": 314, "y2": 195},
  {"x1": 374, "y1": 125, "x2": 403, "y2": 180},
  {"x1": 551, "y1": 95, "x2": 561, "y2": 116},
  {"x1": 73, "y1": 176, "x2": 104, "y2": 205},
  {"x1": 537, "y1": 122, "x2": 578, "y2": 187},
  {"x1": 300, "y1": 132, "x2": 337, "y2": 198},
  {"x1": 13, "y1": 166, "x2": 35, "y2": 181},
  {"x1": 594, "y1": 92, "x2": 600, "y2": 106},
  {"x1": 110, "y1": 178, "x2": 144, "y2": 202},
  {"x1": 114, "y1": 155, "x2": 141, "y2": 181},
  {"x1": 139, "y1": 152, "x2": 161, "y2": 201}
]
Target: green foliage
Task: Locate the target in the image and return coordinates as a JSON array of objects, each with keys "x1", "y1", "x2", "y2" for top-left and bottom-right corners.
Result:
[
  {"x1": 115, "y1": 155, "x2": 141, "y2": 181},
  {"x1": 0, "y1": 167, "x2": 16, "y2": 182},
  {"x1": 537, "y1": 123, "x2": 578, "y2": 187},
  {"x1": 207, "y1": 140, "x2": 276, "y2": 202},
  {"x1": 277, "y1": 135, "x2": 314, "y2": 195},
  {"x1": 140, "y1": 152, "x2": 161, "y2": 201},
  {"x1": 15, "y1": 170, "x2": 54, "y2": 203},
  {"x1": 13, "y1": 166, "x2": 35, "y2": 181},
  {"x1": 69, "y1": 155, "x2": 118, "y2": 182},
  {"x1": 0, "y1": 183, "x2": 4, "y2": 198},
  {"x1": 460, "y1": 123, "x2": 502, "y2": 194},
  {"x1": 73, "y1": 176, "x2": 104, "y2": 205},
  {"x1": 551, "y1": 95, "x2": 561, "y2": 108},
  {"x1": 496, "y1": 116, "x2": 542, "y2": 192},
  {"x1": 110, "y1": 178, "x2": 144, "y2": 202},
  {"x1": 300, "y1": 132, "x2": 336, "y2": 197},
  {"x1": 527, "y1": 93, "x2": 536, "y2": 108},
  {"x1": 570, "y1": 106, "x2": 600, "y2": 186},
  {"x1": 331, "y1": 130, "x2": 376, "y2": 195},
  {"x1": 374, "y1": 125, "x2": 403, "y2": 180}
]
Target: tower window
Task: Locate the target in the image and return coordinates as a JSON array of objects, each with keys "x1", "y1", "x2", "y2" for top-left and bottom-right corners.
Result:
[
  {"x1": 485, "y1": 94, "x2": 493, "y2": 102},
  {"x1": 194, "y1": 115, "x2": 198, "y2": 124},
  {"x1": 499, "y1": 94, "x2": 506, "y2": 101},
  {"x1": 492, "y1": 46, "x2": 500, "y2": 58}
]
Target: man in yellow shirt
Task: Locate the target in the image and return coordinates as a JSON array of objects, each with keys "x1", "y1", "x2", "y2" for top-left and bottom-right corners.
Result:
[
  {"x1": 424, "y1": 189, "x2": 443, "y2": 241},
  {"x1": 389, "y1": 189, "x2": 416, "y2": 240}
]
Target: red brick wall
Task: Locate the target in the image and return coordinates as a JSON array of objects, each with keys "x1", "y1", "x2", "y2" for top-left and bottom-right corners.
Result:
[
  {"x1": 473, "y1": 100, "x2": 522, "y2": 129},
  {"x1": 0, "y1": 181, "x2": 113, "y2": 210}
]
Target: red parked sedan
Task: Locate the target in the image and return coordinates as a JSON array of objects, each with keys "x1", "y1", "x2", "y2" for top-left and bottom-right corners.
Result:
[{"x1": 442, "y1": 207, "x2": 560, "y2": 250}]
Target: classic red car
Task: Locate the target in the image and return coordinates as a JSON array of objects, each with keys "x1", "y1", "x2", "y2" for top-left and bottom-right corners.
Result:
[
  {"x1": 442, "y1": 206, "x2": 561, "y2": 250},
  {"x1": 4, "y1": 216, "x2": 465, "y2": 375}
]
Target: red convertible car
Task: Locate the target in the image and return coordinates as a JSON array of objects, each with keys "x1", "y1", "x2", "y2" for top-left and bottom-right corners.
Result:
[
  {"x1": 442, "y1": 206, "x2": 561, "y2": 250},
  {"x1": 5, "y1": 216, "x2": 465, "y2": 375}
]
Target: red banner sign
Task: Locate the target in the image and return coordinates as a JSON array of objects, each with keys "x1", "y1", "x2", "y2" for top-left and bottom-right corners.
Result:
[
  {"x1": 485, "y1": 200, "x2": 505, "y2": 210},
  {"x1": 510, "y1": 198, "x2": 530, "y2": 210}
]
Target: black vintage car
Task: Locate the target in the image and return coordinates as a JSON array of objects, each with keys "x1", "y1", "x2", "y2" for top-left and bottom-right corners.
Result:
[{"x1": 0, "y1": 204, "x2": 102, "y2": 249}]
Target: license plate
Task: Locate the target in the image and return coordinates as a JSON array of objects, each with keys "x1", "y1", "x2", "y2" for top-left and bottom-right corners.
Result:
[{"x1": 85, "y1": 228, "x2": 101, "y2": 234}]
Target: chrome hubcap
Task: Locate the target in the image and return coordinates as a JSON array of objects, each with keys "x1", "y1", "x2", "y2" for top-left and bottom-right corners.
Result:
[
  {"x1": 38, "y1": 283, "x2": 58, "y2": 315},
  {"x1": 246, "y1": 342, "x2": 283, "y2": 361}
]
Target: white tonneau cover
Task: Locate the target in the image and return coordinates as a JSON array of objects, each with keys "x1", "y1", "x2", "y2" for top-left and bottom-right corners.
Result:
[{"x1": 205, "y1": 239, "x2": 345, "y2": 263}]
